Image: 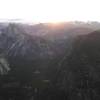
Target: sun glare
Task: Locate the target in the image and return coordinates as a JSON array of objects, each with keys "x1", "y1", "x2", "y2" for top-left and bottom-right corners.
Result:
[{"x1": 0, "y1": 0, "x2": 99, "y2": 23}]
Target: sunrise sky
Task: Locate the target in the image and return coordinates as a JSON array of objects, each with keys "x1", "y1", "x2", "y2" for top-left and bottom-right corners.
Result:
[{"x1": 0, "y1": 0, "x2": 100, "y2": 23}]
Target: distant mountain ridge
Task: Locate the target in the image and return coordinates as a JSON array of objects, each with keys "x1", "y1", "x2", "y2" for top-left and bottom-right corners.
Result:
[{"x1": 0, "y1": 21, "x2": 100, "y2": 99}]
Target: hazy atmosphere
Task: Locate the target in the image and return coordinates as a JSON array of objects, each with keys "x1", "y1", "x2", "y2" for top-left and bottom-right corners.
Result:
[
  {"x1": 0, "y1": 0, "x2": 100, "y2": 23},
  {"x1": 0, "y1": 0, "x2": 100, "y2": 100}
]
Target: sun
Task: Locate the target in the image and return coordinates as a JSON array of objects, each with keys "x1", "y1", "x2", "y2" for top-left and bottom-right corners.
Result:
[{"x1": 38, "y1": 16, "x2": 68, "y2": 23}]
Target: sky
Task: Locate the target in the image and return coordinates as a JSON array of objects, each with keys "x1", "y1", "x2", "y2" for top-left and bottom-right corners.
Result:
[{"x1": 0, "y1": 0, "x2": 100, "y2": 23}]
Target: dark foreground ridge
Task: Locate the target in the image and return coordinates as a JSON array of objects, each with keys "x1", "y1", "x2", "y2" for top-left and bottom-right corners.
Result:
[{"x1": 0, "y1": 22, "x2": 100, "y2": 100}]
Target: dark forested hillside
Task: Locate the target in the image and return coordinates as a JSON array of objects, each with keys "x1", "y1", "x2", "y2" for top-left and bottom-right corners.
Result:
[
  {"x1": 0, "y1": 22, "x2": 100, "y2": 100},
  {"x1": 57, "y1": 30, "x2": 100, "y2": 100}
]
